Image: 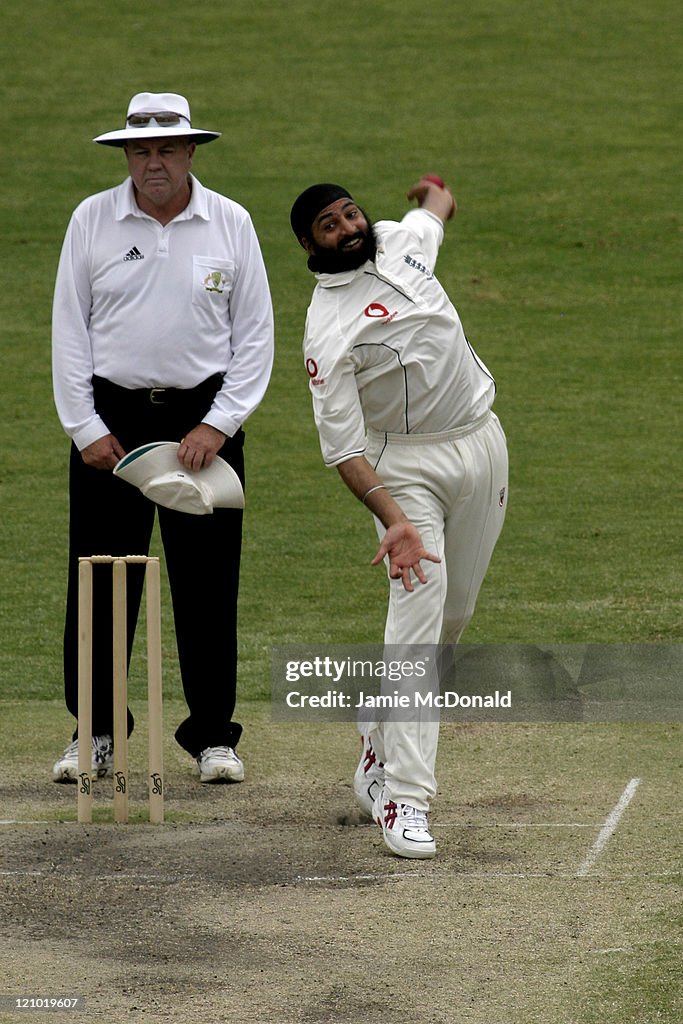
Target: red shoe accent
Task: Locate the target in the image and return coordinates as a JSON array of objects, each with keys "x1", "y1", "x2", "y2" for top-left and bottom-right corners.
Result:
[
  {"x1": 383, "y1": 799, "x2": 398, "y2": 830},
  {"x1": 362, "y1": 738, "x2": 384, "y2": 774}
]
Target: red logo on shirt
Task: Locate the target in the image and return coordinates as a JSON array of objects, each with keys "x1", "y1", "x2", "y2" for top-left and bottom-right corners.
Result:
[
  {"x1": 364, "y1": 302, "x2": 398, "y2": 324},
  {"x1": 364, "y1": 303, "x2": 390, "y2": 318},
  {"x1": 305, "y1": 357, "x2": 325, "y2": 386}
]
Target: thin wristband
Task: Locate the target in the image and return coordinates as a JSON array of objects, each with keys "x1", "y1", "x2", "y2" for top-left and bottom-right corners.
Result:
[{"x1": 362, "y1": 484, "x2": 386, "y2": 504}]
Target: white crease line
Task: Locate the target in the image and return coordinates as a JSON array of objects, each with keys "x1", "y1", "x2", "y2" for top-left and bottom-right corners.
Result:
[
  {"x1": 0, "y1": 820, "x2": 65, "y2": 826},
  {"x1": 0, "y1": 870, "x2": 192, "y2": 882},
  {"x1": 1, "y1": 819, "x2": 600, "y2": 829},
  {"x1": 434, "y1": 822, "x2": 598, "y2": 829},
  {"x1": 3, "y1": 868, "x2": 677, "y2": 885},
  {"x1": 0, "y1": 870, "x2": 44, "y2": 877},
  {"x1": 296, "y1": 872, "x2": 417, "y2": 883},
  {"x1": 576, "y1": 777, "x2": 641, "y2": 877}
]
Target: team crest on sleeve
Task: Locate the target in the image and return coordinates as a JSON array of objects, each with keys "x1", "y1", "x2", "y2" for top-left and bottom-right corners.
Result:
[{"x1": 306, "y1": 357, "x2": 325, "y2": 386}]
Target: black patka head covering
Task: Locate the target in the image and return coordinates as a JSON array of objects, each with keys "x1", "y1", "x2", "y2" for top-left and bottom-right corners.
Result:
[{"x1": 290, "y1": 183, "x2": 353, "y2": 241}]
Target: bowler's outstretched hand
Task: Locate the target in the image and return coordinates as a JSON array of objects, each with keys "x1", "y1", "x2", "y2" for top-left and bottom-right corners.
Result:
[{"x1": 371, "y1": 522, "x2": 441, "y2": 593}]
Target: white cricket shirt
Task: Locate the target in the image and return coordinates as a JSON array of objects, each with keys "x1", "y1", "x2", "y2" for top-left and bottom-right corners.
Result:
[
  {"x1": 52, "y1": 174, "x2": 274, "y2": 450},
  {"x1": 302, "y1": 208, "x2": 496, "y2": 466}
]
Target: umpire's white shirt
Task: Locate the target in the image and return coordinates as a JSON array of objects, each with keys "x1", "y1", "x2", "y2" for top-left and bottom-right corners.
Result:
[
  {"x1": 53, "y1": 175, "x2": 274, "y2": 450},
  {"x1": 303, "y1": 208, "x2": 495, "y2": 466}
]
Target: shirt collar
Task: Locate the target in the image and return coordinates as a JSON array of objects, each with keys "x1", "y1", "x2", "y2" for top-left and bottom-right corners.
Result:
[
  {"x1": 314, "y1": 267, "x2": 362, "y2": 287},
  {"x1": 115, "y1": 173, "x2": 210, "y2": 223}
]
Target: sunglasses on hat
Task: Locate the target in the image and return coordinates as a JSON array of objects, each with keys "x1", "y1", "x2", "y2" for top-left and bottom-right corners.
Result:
[{"x1": 126, "y1": 111, "x2": 186, "y2": 127}]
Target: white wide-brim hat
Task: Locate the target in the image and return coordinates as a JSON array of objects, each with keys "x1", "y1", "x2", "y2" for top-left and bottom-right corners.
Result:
[
  {"x1": 113, "y1": 442, "x2": 244, "y2": 515},
  {"x1": 93, "y1": 92, "x2": 221, "y2": 147}
]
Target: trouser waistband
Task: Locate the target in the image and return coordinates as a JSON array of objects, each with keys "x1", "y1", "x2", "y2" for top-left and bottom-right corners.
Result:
[
  {"x1": 92, "y1": 373, "x2": 224, "y2": 407},
  {"x1": 367, "y1": 410, "x2": 491, "y2": 446}
]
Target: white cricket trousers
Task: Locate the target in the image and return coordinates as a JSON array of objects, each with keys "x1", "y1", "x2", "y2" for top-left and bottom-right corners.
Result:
[{"x1": 362, "y1": 411, "x2": 508, "y2": 810}]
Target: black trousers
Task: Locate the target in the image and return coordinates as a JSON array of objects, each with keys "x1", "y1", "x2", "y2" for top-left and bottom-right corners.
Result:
[{"x1": 64, "y1": 376, "x2": 244, "y2": 756}]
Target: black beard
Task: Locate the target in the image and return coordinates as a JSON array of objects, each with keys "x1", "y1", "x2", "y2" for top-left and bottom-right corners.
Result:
[{"x1": 307, "y1": 215, "x2": 377, "y2": 274}]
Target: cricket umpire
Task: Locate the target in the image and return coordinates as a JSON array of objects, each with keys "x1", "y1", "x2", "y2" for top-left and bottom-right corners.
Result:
[
  {"x1": 52, "y1": 92, "x2": 274, "y2": 785},
  {"x1": 290, "y1": 176, "x2": 508, "y2": 858}
]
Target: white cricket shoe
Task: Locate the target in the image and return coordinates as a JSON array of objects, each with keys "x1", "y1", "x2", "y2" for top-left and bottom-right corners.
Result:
[
  {"x1": 372, "y1": 787, "x2": 436, "y2": 859},
  {"x1": 197, "y1": 745, "x2": 245, "y2": 783},
  {"x1": 353, "y1": 734, "x2": 385, "y2": 817},
  {"x1": 52, "y1": 735, "x2": 113, "y2": 783}
]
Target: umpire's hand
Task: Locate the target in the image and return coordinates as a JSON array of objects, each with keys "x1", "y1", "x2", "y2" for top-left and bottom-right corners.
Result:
[
  {"x1": 81, "y1": 433, "x2": 126, "y2": 471},
  {"x1": 178, "y1": 423, "x2": 227, "y2": 471}
]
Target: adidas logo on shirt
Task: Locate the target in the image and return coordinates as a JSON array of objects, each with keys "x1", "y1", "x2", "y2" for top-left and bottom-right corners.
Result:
[{"x1": 123, "y1": 246, "x2": 144, "y2": 261}]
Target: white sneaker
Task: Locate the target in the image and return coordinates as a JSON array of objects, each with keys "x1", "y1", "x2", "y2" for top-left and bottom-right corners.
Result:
[
  {"x1": 353, "y1": 734, "x2": 385, "y2": 816},
  {"x1": 372, "y1": 787, "x2": 436, "y2": 859},
  {"x1": 52, "y1": 735, "x2": 113, "y2": 784},
  {"x1": 197, "y1": 746, "x2": 245, "y2": 783}
]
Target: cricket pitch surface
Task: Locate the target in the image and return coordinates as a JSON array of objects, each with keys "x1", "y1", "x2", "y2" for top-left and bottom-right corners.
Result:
[{"x1": 1, "y1": 703, "x2": 680, "y2": 1023}]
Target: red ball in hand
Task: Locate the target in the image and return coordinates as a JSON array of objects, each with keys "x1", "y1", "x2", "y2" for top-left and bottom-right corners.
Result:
[{"x1": 422, "y1": 174, "x2": 446, "y2": 188}]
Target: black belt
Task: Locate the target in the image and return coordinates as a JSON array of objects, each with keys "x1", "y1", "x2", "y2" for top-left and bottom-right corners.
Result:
[{"x1": 92, "y1": 374, "x2": 224, "y2": 406}]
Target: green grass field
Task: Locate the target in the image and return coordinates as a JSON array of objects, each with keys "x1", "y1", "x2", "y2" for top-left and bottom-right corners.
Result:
[{"x1": 0, "y1": 2, "x2": 681, "y2": 1021}]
